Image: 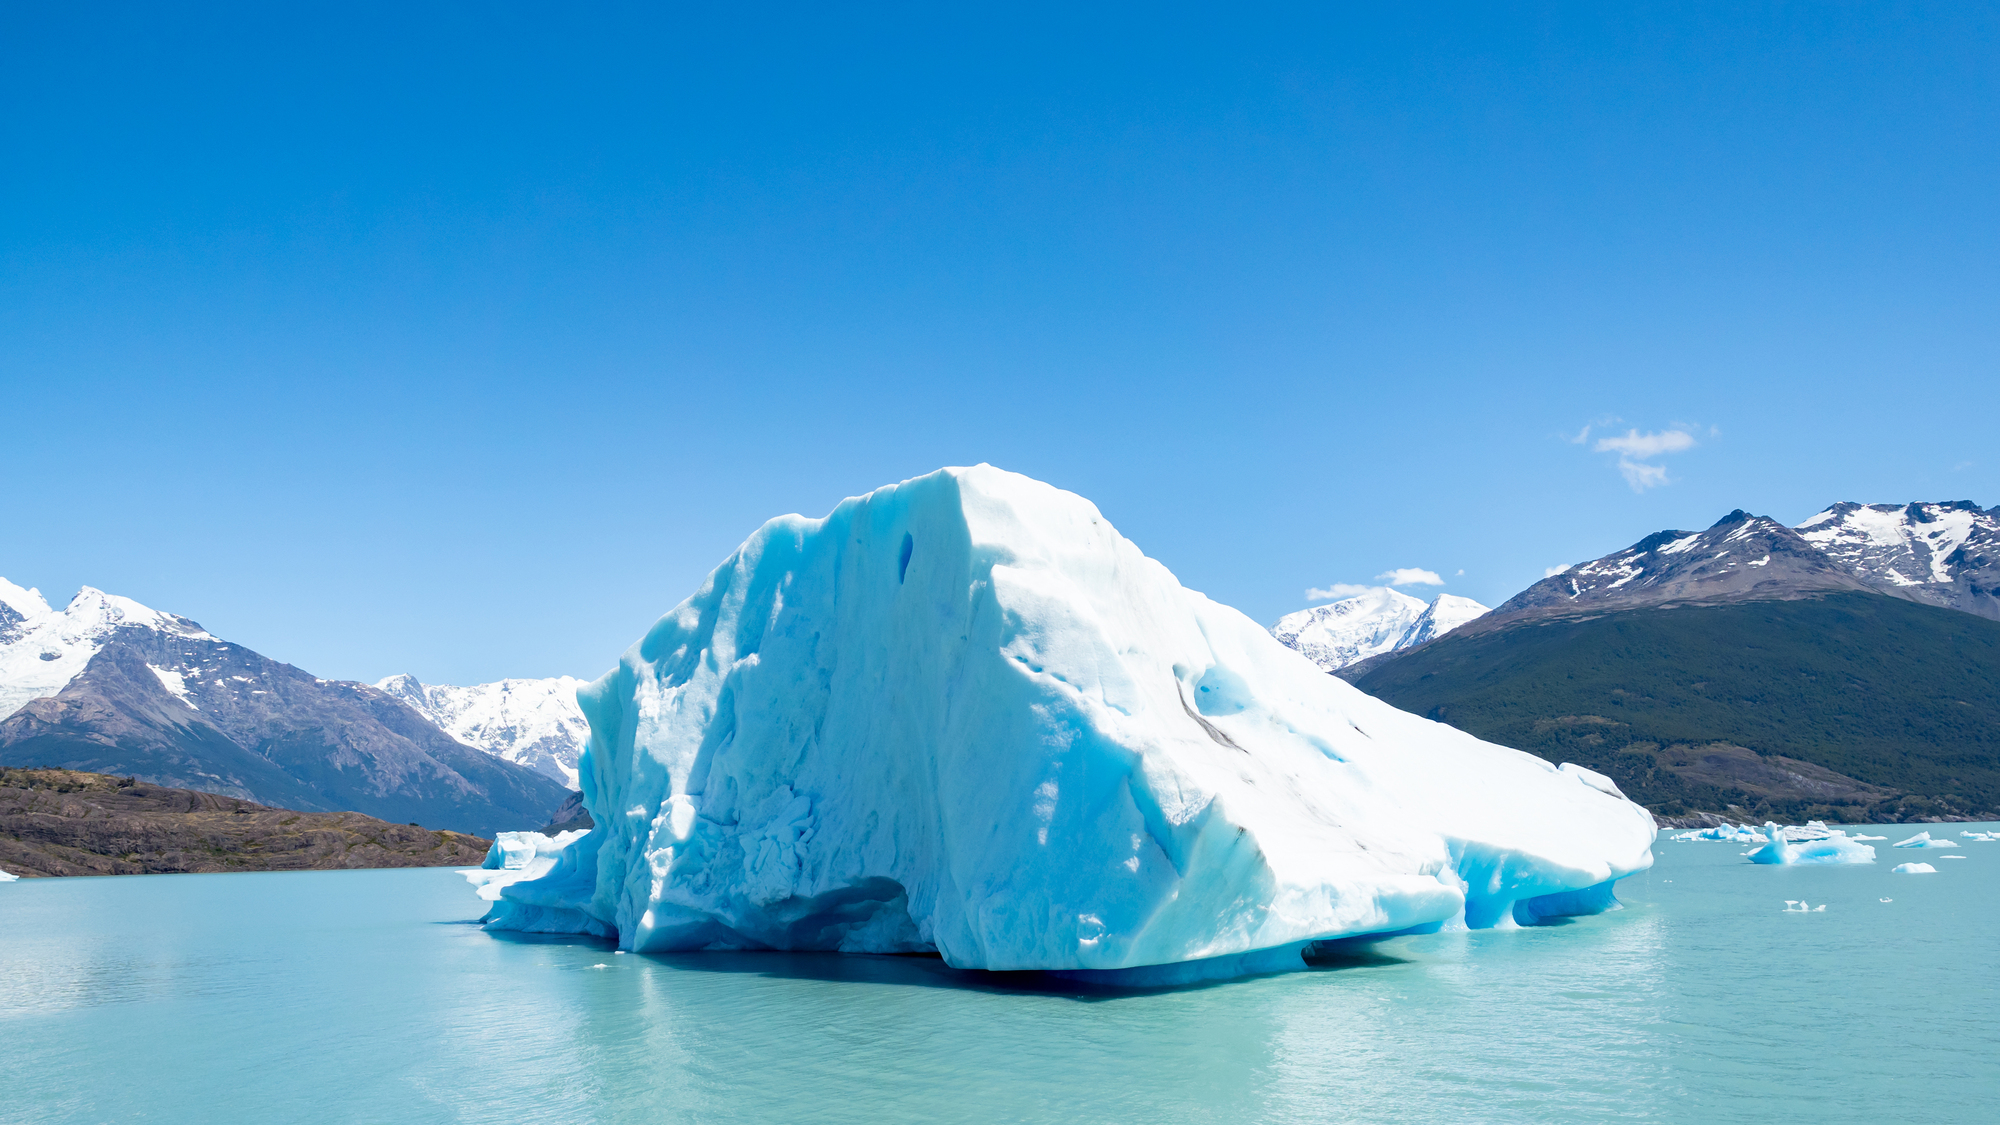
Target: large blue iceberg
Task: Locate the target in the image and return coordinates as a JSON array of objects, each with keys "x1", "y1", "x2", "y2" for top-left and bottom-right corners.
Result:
[{"x1": 478, "y1": 467, "x2": 1656, "y2": 982}]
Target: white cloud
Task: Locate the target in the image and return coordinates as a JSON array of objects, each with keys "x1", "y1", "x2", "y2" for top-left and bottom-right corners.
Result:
[
  {"x1": 1305, "y1": 582, "x2": 1375, "y2": 602},
  {"x1": 1615, "y1": 458, "x2": 1671, "y2": 490},
  {"x1": 1593, "y1": 429, "x2": 1696, "y2": 458},
  {"x1": 1454, "y1": 569, "x2": 1464, "y2": 576},
  {"x1": 1567, "y1": 424, "x2": 1593, "y2": 444},
  {"x1": 1583, "y1": 426, "x2": 1697, "y2": 492},
  {"x1": 1376, "y1": 568, "x2": 1445, "y2": 586},
  {"x1": 1544, "y1": 563, "x2": 1573, "y2": 578}
]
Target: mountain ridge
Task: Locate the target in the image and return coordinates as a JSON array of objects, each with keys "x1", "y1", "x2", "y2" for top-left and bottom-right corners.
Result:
[
  {"x1": 1330, "y1": 498, "x2": 2000, "y2": 822},
  {"x1": 0, "y1": 578, "x2": 571, "y2": 837}
]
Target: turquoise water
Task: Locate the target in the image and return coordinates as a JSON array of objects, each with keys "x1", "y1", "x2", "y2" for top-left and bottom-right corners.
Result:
[{"x1": 4, "y1": 828, "x2": 1996, "y2": 1124}]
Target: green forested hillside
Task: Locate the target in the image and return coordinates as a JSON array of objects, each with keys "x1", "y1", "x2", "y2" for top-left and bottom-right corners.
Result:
[{"x1": 1348, "y1": 593, "x2": 2000, "y2": 821}]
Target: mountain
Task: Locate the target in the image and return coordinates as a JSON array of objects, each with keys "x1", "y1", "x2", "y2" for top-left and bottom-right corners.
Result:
[
  {"x1": 1271, "y1": 589, "x2": 1489, "y2": 672},
  {"x1": 1338, "y1": 500, "x2": 2000, "y2": 824},
  {"x1": 1347, "y1": 592, "x2": 2000, "y2": 823},
  {"x1": 1, "y1": 766, "x2": 491, "y2": 877},
  {"x1": 1796, "y1": 501, "x2": 2000, "y2": 620},
  {"x1": 1481, "y1": 510, "x2": 1872, "y2": 627},
  {"x1": 0, "y1": 580, "x2": 571, "y2": 838},
  {"x1": 374, "y1": 674, "x2": 590, "y2": 787},
  {"x1": 1400, "y1": 593, "x2": 1491, "y2": 647}
]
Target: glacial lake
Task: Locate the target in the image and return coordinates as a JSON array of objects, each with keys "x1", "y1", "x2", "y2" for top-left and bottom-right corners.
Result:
[{"x1": 5, "y1": 827, "x2": 1996, "y2": 1124}]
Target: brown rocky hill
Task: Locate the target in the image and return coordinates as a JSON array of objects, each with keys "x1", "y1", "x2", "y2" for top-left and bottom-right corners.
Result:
[{"x1": 0, "y1": 767, "x2": 491, "y2": 877}]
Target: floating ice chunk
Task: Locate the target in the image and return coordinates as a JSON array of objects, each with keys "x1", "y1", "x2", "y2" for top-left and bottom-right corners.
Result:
[
  {"x1": 460, "y1": 830, "x2": 590, "y2": 903},
  {"x1": 0, "y1": 868, "x2": 17, "y2": 882},
  {"x1": 1676, "y1": 823, "x2": 1767, "y2": 843},
  {"x1": 1781, "y1": 900, "x2": 1828, "y2": 913},
  {"x1": 1940, "y1": 855, "x2": 1968, "y2": 860},
  {"x1": 1892, "y1": 862, "x2": 1938, "y2": 874},
  {"x1": 1850, "y1": 834, "x2": 1887, "y2": 841},
  {"x1": 1748, "y1": 822, "x2": 1875, "y2": 866},
  {"x1": 1960, "y1": 831, "x2": 1997, "y2": 842},
  {"x1": 477, "y1": 466, "x2": 1657, "y2": 978},
  {"x1": 1891, "y1": 832, "x2": 1959, "y2": 849},
  {"x1": 1879, "y1": 898, "x2": 1892, "y2": 902}
]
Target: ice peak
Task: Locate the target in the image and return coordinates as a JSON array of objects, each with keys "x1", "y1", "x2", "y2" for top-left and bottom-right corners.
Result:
[
  {"x1": 59, "y1": 585, "x2": 212, "y2": 639},
  {"x1": 1, "y1": 581, "x2": 217, "y2": 720},
  {"x1": 0, "y1": 577, "x2": 53, "y2": 621}
]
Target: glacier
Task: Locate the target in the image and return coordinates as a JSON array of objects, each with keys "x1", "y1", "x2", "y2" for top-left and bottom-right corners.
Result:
[
  {"x1": 477, "y1": 466, "x2": 1655, "y2": 982},
  {"x1": 1747, "y1": 822, "x2": 1875, "y2": 866}
]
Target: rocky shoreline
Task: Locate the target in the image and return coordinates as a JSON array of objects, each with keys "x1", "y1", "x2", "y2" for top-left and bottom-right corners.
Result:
[{"x1": 0, "y1": 767, "x2": 490, "y2": 877}]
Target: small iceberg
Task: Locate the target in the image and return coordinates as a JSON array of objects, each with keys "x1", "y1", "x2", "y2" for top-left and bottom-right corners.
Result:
[
  {"x1": 1748, "y1": 822, "x2": 1876, "y2": 866},
  {"x1": 1892, "y1": 862, "x2": 1938, "y2": 874},
  {"x1": 1959, "y1": 831, "x2": 1997, "y2": 842},
  {"x1": 1941, "y1": 855, "x2": 1969, "y2": 860},
  {"x1": 460, "y1": 829, "x2": 591, "y2": 903},
  {"x1": 1781, "y1": 900, "x2": 1827, "y2": 913},
  {"x1": 1849, "y1": 834, "x2": 1887, "y2": 841},
  {"x1": 1672, "y1": 823, "x2": 1766, "y2": 843},
  {"x1": 1891, "y1": 832, "x2": 1960, "y2": 849},
  {"x1": 0, "y1": 867, "x2": 18, "y2": 882}
]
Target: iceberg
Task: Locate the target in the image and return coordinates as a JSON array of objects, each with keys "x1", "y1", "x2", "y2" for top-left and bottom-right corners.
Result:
[
  {"x1": 1674, "y1": 823, "x2": 1770, "y2": 843},
  {"x1": 0, "y1": 867, "x2": 17, "y2": 882},
  {"x1": 1892, "y1": 862, "x2": 1938, "y2": 874},
  {"x1": 1959, "y1": 831, "x2": 1996, "y2": 842},
  {"x1": 461, "y1": 830, "x2": 590, "y2": 904},
  {"x1": 1891, "y1": 832, "x2": 1959, "y2": 849},
  {"x1": 1747, "y1": 822, "x2": 1875, "y2": 866},
  {"x1": 477, "y1": 467, "x2": 1656, "y2": 982}
]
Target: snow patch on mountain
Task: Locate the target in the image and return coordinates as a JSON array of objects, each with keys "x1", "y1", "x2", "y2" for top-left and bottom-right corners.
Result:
[
  {"x1": 375, "y1": 674, "x2": 590, "y2": 788},
  {"x1": 0, "y1": 581, "x2": 215, "y2": 720},
  {"x1": 1796, "y1": 502, "x2": 1999, "y2": 618},
  {"x1": 1272, "y1": 589, "x2": 1490, "y2": 672}
]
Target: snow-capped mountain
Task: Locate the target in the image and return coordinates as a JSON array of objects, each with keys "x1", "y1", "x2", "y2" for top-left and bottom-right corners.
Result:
[
  {"x1": 1400, "y1": 593, "x2": 1491, "y2": 648},
  {"x1": 375, "y1": 674, "x2": 590, "y2": 787},
  {"x1": 0, "y1": 577, "x2": 570, "y2": 837},
  {"x1": 1474, "y1": 502, "x2": 1998, "y2": 630},
  {"x1": 0, "y1": 578, "x2": 217, "y2": 721},
  {"x1": 1272, "y1": 588, "x2": 1490, "y2": 672},
  {"x1": 1489, "y1": 510, "x2": 1874, "y2": 624},
  {"x1": 1797, "y1": 502, "x2": 2000, "y2": 620}
]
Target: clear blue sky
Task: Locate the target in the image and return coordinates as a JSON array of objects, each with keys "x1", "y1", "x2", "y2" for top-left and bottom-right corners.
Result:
[{"x1": 4, "y1": 4, "x2": 1995, "y2": 685}]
